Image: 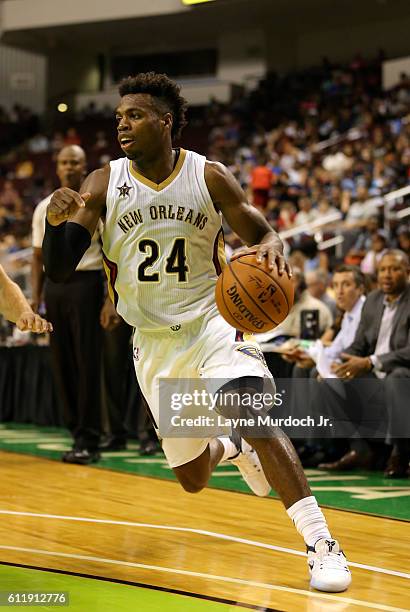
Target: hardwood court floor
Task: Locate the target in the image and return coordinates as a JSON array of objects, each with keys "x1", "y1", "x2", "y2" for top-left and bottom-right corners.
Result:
[{"x1": 0, "y1": 451, "x2": 408, "y2": 612}]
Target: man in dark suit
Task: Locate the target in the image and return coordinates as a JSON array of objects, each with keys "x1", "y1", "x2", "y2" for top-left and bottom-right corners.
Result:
[{"x1": 325, "y1": 250, "x2": 410, "y2": 477}]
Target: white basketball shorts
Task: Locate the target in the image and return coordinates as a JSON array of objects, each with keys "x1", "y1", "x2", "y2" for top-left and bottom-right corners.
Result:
[{"x1": 132, "y1": 305, "x2": 274, "y2": 468}]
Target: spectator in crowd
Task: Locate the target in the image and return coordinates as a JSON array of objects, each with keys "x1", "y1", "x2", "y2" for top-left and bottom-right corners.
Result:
[
  {"x1": 15, "y1": 160, "x2": 34, "y2": 181},
  {"x1": 80, "y1": 101, "x2": 98, "y2": 118},
  {"x1": 290, "y1": 238, "x2": 329, "y2": 276},
  {"x1": 276, "y1": 201, "x2": 296, "y2": 231},
  {"x1": 257, "y1": 267, "x2": 333, "y2": 343},
  {"x1": 322, "y1": 144, "x2": 353, "y2": 178},
  {"x1": 397, "y1": 227, "x2": 410, "y2": 259},
  {"x1": 64, "y1": 127, "x2": 82, "y2": 146},
  {"x1": 346, "y1": 216, "x2": 380, "y2": 264},
  {"x1": 0, "y1": 180, "x2": 23, "y2": 221},
  {"x1": 324, "y1": 250, "x2": 410, "y2": 477},
  {"x1": 250, "y1": 156, "x2": 273, "y2": 209},
  {"x1": 28, "y1": 133, "x2": 50, "y2": 154},
  {"x1": 317, "y1": 197, "x2": 339, "y2": 217},
  {"x1": 294, "y1": 196, "x2": 320, "y2": 227},
  {"x1": 305, "y1": 269, "x2": 337, "y2": 318},
  {"x1": 51, "y1": 132, "x2": 65, "y2": 153},
  {"x1": 94, "y1": 130, "x2": 109, "y2": 152},
  {"x1": 360, "y1": 230, "x2": 388, "y2": 275},
  {"x1": 344, "y1": 185, "x2": 382, "y2": 230}
]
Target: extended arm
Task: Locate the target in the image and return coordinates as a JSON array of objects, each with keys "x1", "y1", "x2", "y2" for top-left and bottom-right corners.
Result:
[
  {"x1": 42, "y1": 166, "x2": 109, "y2": 282},
  {"x1": 205, "y1": 162, "x2": 291, "y2": 277},
  {"x1": 0, "y1": 264, "x2": 52, "y2": 332}
]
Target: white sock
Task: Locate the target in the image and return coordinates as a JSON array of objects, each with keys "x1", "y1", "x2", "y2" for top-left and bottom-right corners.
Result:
[
  {"x1": 218, "y1": 437, "x2": 239, "y2": 462},
  {"x1": 286, "y1": 495, "x2": 331, "y2": 548}
]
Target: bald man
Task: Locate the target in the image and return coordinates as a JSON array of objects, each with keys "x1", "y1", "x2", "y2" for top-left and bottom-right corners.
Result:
[{"x1": 32, "y1": 146, "x2": 104, "y2": 464}]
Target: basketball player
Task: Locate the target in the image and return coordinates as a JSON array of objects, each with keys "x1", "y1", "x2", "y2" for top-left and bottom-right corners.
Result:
[
  {"x1": 42, "y1": 73, "x2": 351, "y2": 592},
  {"x1": 0, "y1": 263, "x2": 52, "y2": 333}
]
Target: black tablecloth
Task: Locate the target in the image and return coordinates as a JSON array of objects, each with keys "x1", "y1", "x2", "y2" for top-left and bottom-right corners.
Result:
[
  {"x1": 0, "y1": 346, "x2": 142, "y2": 432},
  {"x1": 0, "y1": 346, "x2": 64, "y2": 426},
  {"x1": 0, "y1": 346, "x2": 289, "y2": 429}
]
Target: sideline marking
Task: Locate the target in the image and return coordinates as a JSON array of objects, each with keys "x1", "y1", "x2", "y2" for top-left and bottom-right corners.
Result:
[
  {"x1": 0, "y1": 544, "x2": 406, "y2": 612},
  {"x1": 0, "y1": 509, "x2": 408, "y2": 580},
  {"x1": 0, "y1": 560, "x2": 282, "y2": 612}
]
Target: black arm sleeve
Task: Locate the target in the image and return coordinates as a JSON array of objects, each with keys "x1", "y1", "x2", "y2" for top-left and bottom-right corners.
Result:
[{"x1": 42, "y1": 220, "x2": 92, "y2": 282}]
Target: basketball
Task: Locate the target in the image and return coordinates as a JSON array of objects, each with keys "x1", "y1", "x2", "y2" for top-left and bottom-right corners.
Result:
[{"x1": 215, "y1": 253, "x2": 294, "y2": 333}]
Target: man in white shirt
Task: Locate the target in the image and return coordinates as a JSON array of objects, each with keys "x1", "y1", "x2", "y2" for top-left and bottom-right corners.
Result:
[
  {"x1": 291, "y1": 265, "x2": 366, "y2": 371},
  {"x1": 294, "y1": 197, "x2": 320, "y2": 227},
  {"x1": 344, "y1": 186, "x2": 382, "y2": 229},
  {"x1": 32, "y1": 145, "x2": 104, "y2": 464}
]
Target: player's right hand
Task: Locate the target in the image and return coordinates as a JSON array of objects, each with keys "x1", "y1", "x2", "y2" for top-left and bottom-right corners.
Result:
[
  {"x1": 47, "y1": 188, "x2": 91, "y2": 226},
  {"x1": 100, "y1": 297, "x2": 122, "y2": 331}
]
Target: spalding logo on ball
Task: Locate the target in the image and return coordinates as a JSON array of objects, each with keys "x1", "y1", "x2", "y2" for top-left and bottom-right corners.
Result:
[{"x1": 215, "y1": 254, "x2": 294, "y2": 333}]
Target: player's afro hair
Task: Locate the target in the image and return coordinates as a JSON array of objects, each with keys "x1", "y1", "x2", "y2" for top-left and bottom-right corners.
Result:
[{"x1": 118, "y1": 72, "x2": 188, "y2": 140}]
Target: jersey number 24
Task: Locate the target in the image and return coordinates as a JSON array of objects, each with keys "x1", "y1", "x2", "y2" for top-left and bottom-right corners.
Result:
[{"x1": 137, "y1": 238, "x2": 189, "y2": 283}]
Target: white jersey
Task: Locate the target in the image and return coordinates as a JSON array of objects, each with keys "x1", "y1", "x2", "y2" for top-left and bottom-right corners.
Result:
[{"x1": 102, "y1": 149, "x2": 226, "y2": 330}]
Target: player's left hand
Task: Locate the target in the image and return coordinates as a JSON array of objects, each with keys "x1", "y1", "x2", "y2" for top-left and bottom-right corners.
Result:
[
  {"x1": 231, "y1": 241, "x2": 292, "y2": 278},
  {"x1": 16, "y1": 311, "x2": 53, "y2": 333},
  {"x1": 331, "y1": 353, "x2": 372, "y2": 379}
]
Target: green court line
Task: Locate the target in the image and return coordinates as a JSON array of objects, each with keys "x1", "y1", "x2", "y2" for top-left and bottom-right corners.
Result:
[
  {"x1": 0, "y1": 423, "x2": 409, "y2": 521},
  {"x1": 0, "y1": 565, "x2": 257, "y2": 611}
]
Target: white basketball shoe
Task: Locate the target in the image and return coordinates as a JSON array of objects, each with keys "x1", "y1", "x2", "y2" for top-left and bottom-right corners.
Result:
[
  {"x1": 228, "y1": 439, "x2": 271, "y2": 497},
  {"x1": 307, "y1": 538, "x2": 351, "y2": 592}
]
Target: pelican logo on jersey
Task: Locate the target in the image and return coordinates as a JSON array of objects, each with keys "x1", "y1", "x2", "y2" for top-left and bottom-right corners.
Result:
[
  {"x1": 236, "y1": 345, "x2": 267, "y2": 366},
  {"x1": 117, "y1": 204, "x2": 209, "y2": 234},
  {"x1": 117, "y1": 183, "x2": 133, "y2": 198},
  {"x1": 133, "y1": 346, "x2": 141, "y2": 362}
]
